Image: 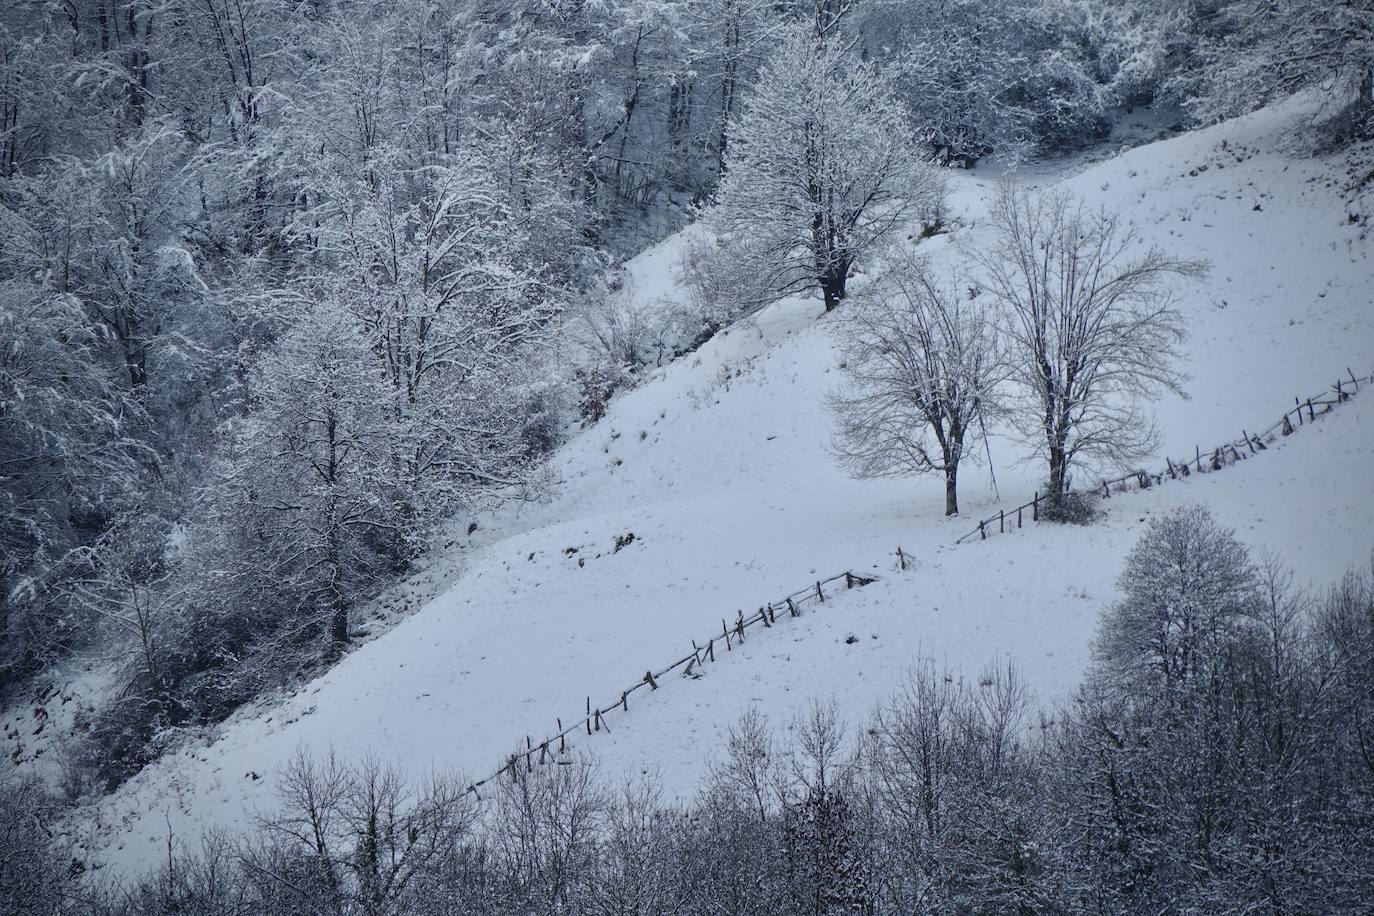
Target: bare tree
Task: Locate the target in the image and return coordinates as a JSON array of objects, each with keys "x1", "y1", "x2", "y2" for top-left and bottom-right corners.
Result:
[
  {"x1": 868, "y1": 659, "x2": 1044, "y2": 914},
  {"x1": 975, "y1": 185, "x2": 1206, "y2": 503},
  {"x1": 491, "y1": 754, "x2": 606, "y2": 912},
  {"x1": 829, "y1": 248, "x2": 1004, "y2": 516}
]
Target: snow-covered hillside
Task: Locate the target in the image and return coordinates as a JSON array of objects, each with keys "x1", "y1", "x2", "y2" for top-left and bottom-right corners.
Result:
[{"x1": 64, "y1": 98, "x2": 1374, "y2": 876}]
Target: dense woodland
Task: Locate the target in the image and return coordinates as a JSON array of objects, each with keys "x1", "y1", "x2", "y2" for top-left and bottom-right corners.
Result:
[
  {"x1": 4, "y1": 509, "x2": 1373, "y2": 913},
  {"x1": 1, "y1": 0, "x2": 1372, "y2": 905}
]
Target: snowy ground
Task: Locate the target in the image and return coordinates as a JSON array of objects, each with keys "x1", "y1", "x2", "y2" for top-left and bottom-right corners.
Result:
[{"x1": 28, "y1": 98, "x2": 1374, "y2": 877}]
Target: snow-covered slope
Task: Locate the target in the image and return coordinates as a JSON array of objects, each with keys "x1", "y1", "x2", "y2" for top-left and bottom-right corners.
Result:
[{"x1": 66, "y1": 98, "x2": 1374, "y2": 875}]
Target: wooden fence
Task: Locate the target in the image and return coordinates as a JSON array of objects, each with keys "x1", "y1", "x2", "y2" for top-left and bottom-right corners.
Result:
[
  {"x1": 459, "y1": 569, "x2": 879, "y2": 799},
  {"x1": 956, "y1": 367, "x2": 1372, "y2": 545}
]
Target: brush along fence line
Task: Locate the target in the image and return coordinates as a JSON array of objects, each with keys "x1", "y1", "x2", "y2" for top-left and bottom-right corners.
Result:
[
  {"x1": 459, "y1": 570, "x2": 879, "y2": 798},
  {"x1": 956, "y1": 366, "x2": 1373, "y2": 545}
]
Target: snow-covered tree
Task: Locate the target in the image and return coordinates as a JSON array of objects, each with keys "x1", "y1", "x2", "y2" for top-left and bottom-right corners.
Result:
[
  {"x1": 1199, "y1": 0, "x2": 1374, "y2": 139},
  {"x1": 223, "y1": 297, "x2": 396, "y2": 656},
  {"x1": 854, "y1": 0, "x2": 1112, "y2": 165},
  {"x1": 1093, "y1": 504, "x2": 1259, "y2": 698},
  {"x1": 303, "y1": 142, "x2": 565, "y2": 546},
  {"x1": 974, "y1": 185, "x2": 1204, "y2": 504},
  {"x1": 829, "y1": 248, "x2": 1003, "y2": 516},
  {"x1": 0, "y1": 283, "x2": 146, "y2": 684},
  {"x1": 710, "y1": 25, "x2": 943, "y2": 312}
]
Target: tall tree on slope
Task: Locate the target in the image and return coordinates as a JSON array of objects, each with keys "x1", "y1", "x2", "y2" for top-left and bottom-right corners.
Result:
[
  {"x1": 975, "y1": 186, "x2": 1205, "y2": 507},
  {"x1": 710, "y1": 26, "x2": 943, "y2": 312},
  {"x1": 829, "y1": 248, "x2": 1004, "y2": 516}
]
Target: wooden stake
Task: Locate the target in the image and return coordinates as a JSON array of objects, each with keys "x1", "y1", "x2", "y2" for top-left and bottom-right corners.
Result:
[
  {"x1": 1033, "y1": 491, "x2": 1039, "y2": 521},
  {"x1": 815, "y1": 581, "x2": 825, "y2": 603},
  {"x1": 979, "y1": 520, "x2": 986, "y2": 540}
]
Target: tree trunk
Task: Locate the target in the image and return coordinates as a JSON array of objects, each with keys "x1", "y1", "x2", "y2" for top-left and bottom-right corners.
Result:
[
  {"x1": 1358, "y1": 61, "x2": 1373, "y2": 130},
  {"x1": 717, "y1": 17, "x2": 740, "y2": 178},
  {"x1": 326, "y1": 580, "x2": 349, "y2": 656},
  {"x1": 944, "y1": 463, "x2": 958, "y2": 516},
  {"x1": 1047, "y1": 443, "x2": 1067, "y2": 500},
  {"x1": 820, "y1": 263, "x2": 847, "y2": 311}
]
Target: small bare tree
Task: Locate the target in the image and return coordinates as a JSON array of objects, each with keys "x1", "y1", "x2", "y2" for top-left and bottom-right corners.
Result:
[
  {"x1": 975, "y1": 185, "x2": 1206, "y2": 503},
  {"x1": 829, "y1": 249, "x2": 1003, "y2": 516}
]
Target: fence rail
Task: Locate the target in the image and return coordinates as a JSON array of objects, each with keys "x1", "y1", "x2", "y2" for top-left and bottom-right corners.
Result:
[
  {"x1": 956, "y1": 366, "x2": 1372, "y2": 545},
  {"x1": 460, "y1": 569, "x2": 879, "y2": 798}
]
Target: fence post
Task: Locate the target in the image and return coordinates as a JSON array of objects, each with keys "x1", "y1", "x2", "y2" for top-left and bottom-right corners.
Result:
[
  {"x1": 979, "y1": 520, "x2": 986, "y2": 540},
  {"x1": 707, "y1": 638, "x2": 715, "y2": 662},
  {"x1": 644, "y1": 670, "x2": 658, "y2": 691},
  {"x1": 1243, "y1": 430, "x2": 1255, "y2": 454},
  {"x1": 787, "y1": 597, "x2": 798, "y2": 617},
  {"x1": 845, "y1": 572, "x2": 854, "y2": 589},
  {"x1": 586, "y1": 699, "x2": 592, "y2": 735},
  {"x1": 1306, "y1": 398, "x2": 1315, "y2": 422},
  {"x1": 1282, "y1": 413, "x2": 1293, "y2": 436},
  {"x1": 816, "y1": 581, "x2": 825, "y2": 603},
  {"x1": 1017, "y1": 505, "x2": 1023, "y2": 528},
  {"x1": 722, "y1": 619, "x2": 731, "y2": 650},
  {"x1": 1167, "y1": 457, "x2": 1177, "y2": 479},
  {"x1": 1336, "y1": 379, "x2": 1345, "y2": 402},
  {"x1": 735, "y1": 610, "x2": 746, "y2": 640},
  {"x1": 1296, "y1": 397, "x2": 1303, "y2": 425},
  {"x1": 1348, "y1": 368, "x2": 1359, "y2": 391},
  {"x1": 1195, "y1": 446, "x2": 1202, "y2": 472},
  {"x1": 1032, "y1": 491, "x2": 1039, "y2": 522},
  {"x1": 558, "y1": 719, "x2": 566, "y2": 753},
  {"x1": 896, "y1": 546, "x2": 906, "y2": 570},
  {"x1": 999, "y1": 509, "x2": 1005, "y2": 532},
  {"x1": 1101, "y1": 480, "x2": 1109, "y2": 499}
]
